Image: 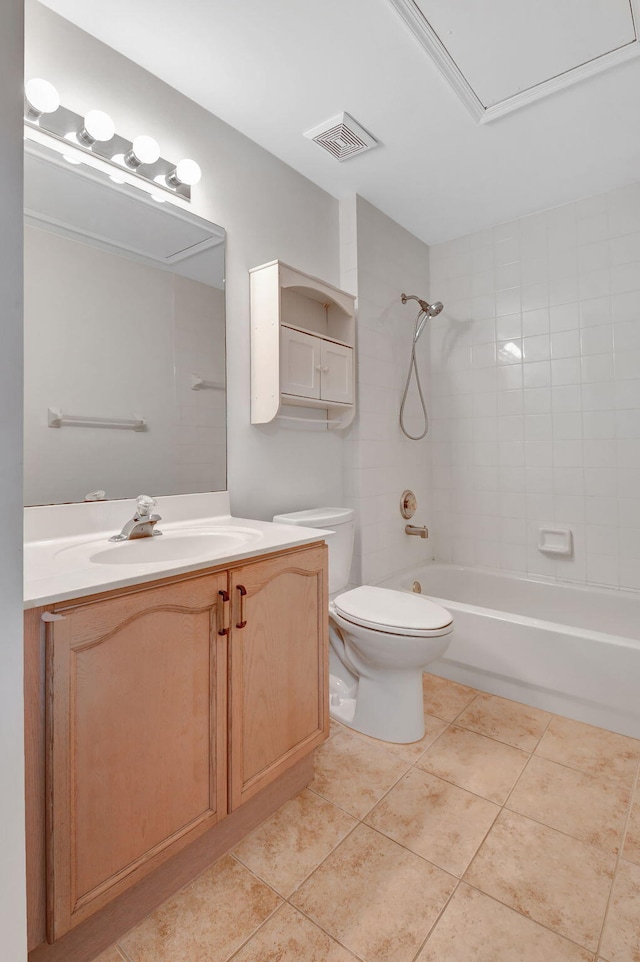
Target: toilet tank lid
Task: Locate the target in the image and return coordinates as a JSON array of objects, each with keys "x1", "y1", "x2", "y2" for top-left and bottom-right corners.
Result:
[{"x1": 273, "y1": 507, "x2": 354, "y2": 528}]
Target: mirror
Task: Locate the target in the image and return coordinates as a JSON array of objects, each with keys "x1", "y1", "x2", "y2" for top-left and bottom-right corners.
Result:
[{"x1": 23, "y1": 137, "x2": 226, "y2": 506}]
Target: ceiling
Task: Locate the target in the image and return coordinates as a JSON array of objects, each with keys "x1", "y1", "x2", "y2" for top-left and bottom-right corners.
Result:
[{"x1": 35, "y1": 0, "x2": 640, "y2": 245}]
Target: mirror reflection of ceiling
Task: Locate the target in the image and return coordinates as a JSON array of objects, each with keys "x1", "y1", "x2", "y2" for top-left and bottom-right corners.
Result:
[
  {"x1": 24, "y1": 145, "x2": 224, "y2": 289},
  {"x1": 23, "y1": 137, "x2": 227, "y2": 507},
  {"x1": 34, "y1": 0, "x2": 640, "y2": 244}
]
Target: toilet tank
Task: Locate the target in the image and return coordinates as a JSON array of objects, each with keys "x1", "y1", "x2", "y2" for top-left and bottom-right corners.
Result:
[{"x1": 272, "y1": 507, "x2": 354, "y2": 595}]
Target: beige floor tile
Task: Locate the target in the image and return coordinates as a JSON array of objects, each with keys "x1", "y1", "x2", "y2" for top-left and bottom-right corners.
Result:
[
  {"x1": 622, "y1": 782, "x2": 640, "y2": 866},
  {"x1": 232, "y1": 788, "x2": 357, "y2": 896},
  {"x1": 416, "y1": 724, "x2": 529, "y2": 803},
  {"x1": 230, "y1": 903, "x2": 359, "y2": 962},
  {"x1": 536, "y1": 715, "x2": 640, "y2": 781},
  {"x1": 417, "y1": 883, "x2": 593, "y2": 962},
  {"x1": 120, "y1": 855, "x2": 281, "y2": 962},
  {"x1": 349, "y1": 711, "x2": 449, "y2": 763},
  {"x1": 365, "y1": 767, "x2": 499, "y2": 877},
  {"x1": 455, "y1": 692, "x2": 551, "y2": 751},
  {"x1": 599, "y1": 859, "x2": 640, "y2": 962},
  {"x1": 507, "y1": 755, "x2": 631, "y2": 852},
  {"x1": 291, "y1": 823, "x2": 456, "y2": 962},
  {"x1": 311, "y1": 727, "x2": 410, "y2": 819},
  {"x1": 464, "y1": 809, "x2": 615, "y2": 951},
  {"x1": 422, "y1": 672, "x2": 478, "y2": 721}
]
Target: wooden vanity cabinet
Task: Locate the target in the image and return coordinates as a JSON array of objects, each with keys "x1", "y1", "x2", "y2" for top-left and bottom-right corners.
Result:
[
  {"x1": 46, "y1": 571, "x2": 229, "y2": 941},
  {"x1": 34, "y1": 542, "x2": 328, "y2": 947}
]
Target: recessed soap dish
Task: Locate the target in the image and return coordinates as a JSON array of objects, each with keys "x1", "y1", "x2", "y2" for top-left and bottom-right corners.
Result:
[{"x1": 538, "y1": 526, "x2": 573, "y2": 556}]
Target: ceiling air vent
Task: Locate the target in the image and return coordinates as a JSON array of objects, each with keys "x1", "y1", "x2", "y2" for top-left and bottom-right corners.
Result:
[{"x1": 304, "y1": 112, "x2": 379, "y2": 162}]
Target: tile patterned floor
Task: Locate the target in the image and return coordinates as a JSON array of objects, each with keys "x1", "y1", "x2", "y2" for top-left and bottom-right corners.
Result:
[{"x1": 93, "y1": 673, "x2": 640, "y2": 962}]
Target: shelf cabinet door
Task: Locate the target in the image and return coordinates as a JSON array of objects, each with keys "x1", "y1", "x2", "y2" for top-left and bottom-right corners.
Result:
[
  {"x1": 229, "y1": 544, "x2": 329, "y2": 810},
  {"x1": 321, "y1": 341, "x2": 353, "y2": 404},
  {"x1": 46, "y1": 572, "x2": 228, "y2": 940},
  {"x1": 280, "y1": 326, "x2": 321, "y2": 399}
]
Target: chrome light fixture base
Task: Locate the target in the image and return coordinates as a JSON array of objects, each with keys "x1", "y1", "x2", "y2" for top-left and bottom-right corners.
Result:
[{"x1": 24, "y1": 102, "x2": 196, "y2": 201}]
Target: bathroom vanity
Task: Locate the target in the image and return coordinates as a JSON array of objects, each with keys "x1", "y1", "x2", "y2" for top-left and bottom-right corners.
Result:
[
  {"x1": 24, "y1": 495, "x2": 329, "y2": 959},
  {"x1": 21, "y1": 120, "x2": 334, "y2": 961}
]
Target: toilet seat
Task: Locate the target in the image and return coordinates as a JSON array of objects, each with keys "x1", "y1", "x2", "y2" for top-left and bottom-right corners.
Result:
[{"x1": 332, "y1": 585, "x2": 453, "y2": 638}]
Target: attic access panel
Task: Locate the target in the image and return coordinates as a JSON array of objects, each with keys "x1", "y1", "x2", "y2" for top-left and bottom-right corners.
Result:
[{"x1": 389, "y1": 0, "x2": 640, "y2": 123}]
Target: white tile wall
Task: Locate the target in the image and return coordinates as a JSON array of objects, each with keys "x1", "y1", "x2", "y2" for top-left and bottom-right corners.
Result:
[{"x1": 429, "y1": 182, "x2": 640, "y2": 590}]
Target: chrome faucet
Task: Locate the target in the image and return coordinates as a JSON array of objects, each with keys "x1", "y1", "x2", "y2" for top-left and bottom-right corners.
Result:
[
  {"x1": 405, "y1": 524, "x2": 428, "y2": 539},
  {"x1": 109, "y1": 495, "x2": 163, "y2": 542}
]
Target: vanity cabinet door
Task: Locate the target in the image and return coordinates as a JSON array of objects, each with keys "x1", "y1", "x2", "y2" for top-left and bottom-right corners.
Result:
[
  {"x1": 228, "y1": 544, "x2": 329, "y2": 810},
  {"x1": 46, "y1": 572, "x2": 228, "y2": 940}
]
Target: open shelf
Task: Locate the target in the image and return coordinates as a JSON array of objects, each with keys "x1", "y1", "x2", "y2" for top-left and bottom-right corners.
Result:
[{"x1": 250, "y1": 260, "x2": 356, "y2": 430}]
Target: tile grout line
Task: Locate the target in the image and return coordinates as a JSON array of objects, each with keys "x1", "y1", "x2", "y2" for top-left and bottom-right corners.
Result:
[
  {"x1": 408, "y1": 876, "x2": 463, "y2": 962},
  {"x1": 230, "y1": 814, "x2": 361, "y2": 903},
  {"x1": 459, "y1": 877, "x2": 603, "y2": 957},
  {"x1": 222, "y1": 900, "x2": 289, "y2": 962},
  {"x1": 593, "y1": 751, "x2": 640, "y2": 961},
  {"x1": 279, "y1": 897, "x2": 368, "y2": 962},
  {"x1": 435, "y1": 717, "x2": 538, "y2": 753},
  {"x1": 498, "y1": 710, "x2": 554, "y2": 812}
]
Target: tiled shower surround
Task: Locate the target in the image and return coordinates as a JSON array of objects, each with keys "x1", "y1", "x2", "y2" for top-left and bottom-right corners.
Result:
[{"x1": 428, "y1": 181, "x2": 640, "y2": 589}]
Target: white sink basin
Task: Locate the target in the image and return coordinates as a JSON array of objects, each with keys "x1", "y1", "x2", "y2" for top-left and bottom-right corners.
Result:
[{"x1": 55, "y1": 526, "x2": 262, "y2": 567}]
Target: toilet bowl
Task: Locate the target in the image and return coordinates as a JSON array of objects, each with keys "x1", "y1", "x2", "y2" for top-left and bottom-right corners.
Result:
[{"x1": 272, "y1": 507, "x2": 454, "y2": 743}]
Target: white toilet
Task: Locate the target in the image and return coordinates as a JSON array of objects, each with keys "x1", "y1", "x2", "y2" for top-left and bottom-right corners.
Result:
[{"x1": 272, "y1": 507, "x2": 454, "y2": 743}]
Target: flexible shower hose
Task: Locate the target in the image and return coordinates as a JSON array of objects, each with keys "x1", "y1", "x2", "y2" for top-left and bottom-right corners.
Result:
[{"x1": 399, "y1": 311, "x2": 429, "y2": 440}]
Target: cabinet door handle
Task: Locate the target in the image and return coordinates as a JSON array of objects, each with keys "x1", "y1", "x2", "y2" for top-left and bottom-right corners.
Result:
[
  {"x1": 236, "y1": 584, "x2": 247, "y2": 629},
  {"x1": 322, "y1": 365, "x2": 329, "y2": 373},
  {"x1": 217, "y1": 590, "x2": 230, "y2": 635}
]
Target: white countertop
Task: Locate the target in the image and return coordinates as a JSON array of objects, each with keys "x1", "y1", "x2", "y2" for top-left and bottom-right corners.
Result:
[{"x1": 24, "y1": 492, "x2": 330, "y2": 610}]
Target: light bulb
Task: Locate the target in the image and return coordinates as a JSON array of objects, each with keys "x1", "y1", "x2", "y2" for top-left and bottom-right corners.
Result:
[
  {"x1": 124, "y1": 135, "x2": 160, "y2": 168},
  {"x1": 25, "y1": 78, "x2": 60, "y2": 117},
  {"x1": 78, "y1": 109, "x2": 115, "y2": 145},
  {"x1": 168, "y1": 158, "x2": 201, "y2": 187}
]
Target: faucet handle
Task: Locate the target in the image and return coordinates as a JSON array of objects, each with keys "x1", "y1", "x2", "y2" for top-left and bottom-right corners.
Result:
[{"x1": 135, "y1": 494, "x2": 157, "y2": 519}]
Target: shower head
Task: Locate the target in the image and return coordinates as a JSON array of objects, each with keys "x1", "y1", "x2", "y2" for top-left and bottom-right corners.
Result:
[{"x1": 401, "y1": 293, "x2": 444, "y2": 318}]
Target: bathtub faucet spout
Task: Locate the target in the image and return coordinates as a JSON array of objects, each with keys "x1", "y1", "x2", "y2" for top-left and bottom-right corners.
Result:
[{"x1": 405, "y1": 524, "x2": 428, "y2": 539}]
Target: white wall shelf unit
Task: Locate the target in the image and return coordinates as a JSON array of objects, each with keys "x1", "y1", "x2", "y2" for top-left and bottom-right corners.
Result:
[{"x1": 250, "y1": 260, "x2": 356, "y2": 429}]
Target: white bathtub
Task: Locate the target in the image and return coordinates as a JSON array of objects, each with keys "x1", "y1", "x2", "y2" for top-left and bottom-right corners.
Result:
[{"x1": 379, "y1": 563, "x2": 640, "y2": 739}]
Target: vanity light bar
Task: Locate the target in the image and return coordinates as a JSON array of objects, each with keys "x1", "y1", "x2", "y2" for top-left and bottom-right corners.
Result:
[{"x1": 24, "y1": 79, "x2": 201, "y2": 201}]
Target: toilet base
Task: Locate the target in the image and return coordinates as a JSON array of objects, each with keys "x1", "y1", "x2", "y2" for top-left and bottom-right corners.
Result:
[
  {"x1": 329, "y1": 674, "x2": 357, "y2": 728},
  {"x1": 328, "y1": 669, "x2": 426, "y2": 744}
]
